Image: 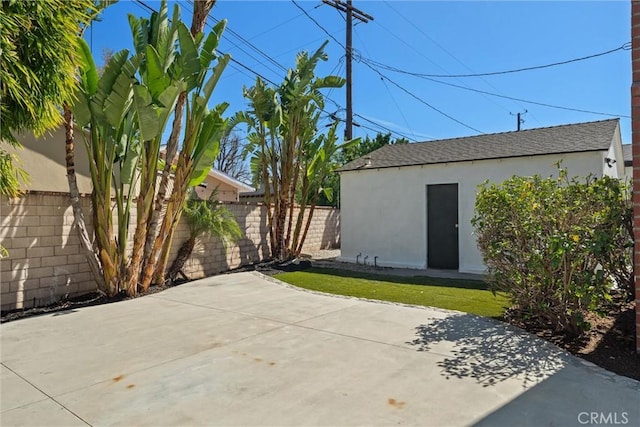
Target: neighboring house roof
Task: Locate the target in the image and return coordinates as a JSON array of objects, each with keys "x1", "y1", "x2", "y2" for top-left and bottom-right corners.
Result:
[
  {"x1": 204, "y1": 169, "x2": 254, "y2": 193},
  {"x1": 238, "y1": 183, "x2": 273, "y2": 199},
  {"x1": 159, "y1": 149, "x2": 254, "y2": 193},
  {"x1": 338, "y1": 119, "x2": 620, "y2": 172},
  {"x1": 622, "y1": 144, "x2": 632, "y2": 167}
]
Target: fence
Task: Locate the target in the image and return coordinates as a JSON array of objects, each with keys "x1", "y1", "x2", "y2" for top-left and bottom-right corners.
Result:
[{"x1": 0, "y1": 192, "x2": 339, "y2": 311}]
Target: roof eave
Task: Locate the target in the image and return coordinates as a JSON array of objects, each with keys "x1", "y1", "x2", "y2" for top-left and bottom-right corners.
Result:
[{"x1": 338, "y1": 147, "x2": 611, "y2": 172}]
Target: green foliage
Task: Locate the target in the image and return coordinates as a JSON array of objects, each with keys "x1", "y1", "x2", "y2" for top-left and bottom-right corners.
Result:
[
  {"x1": 0, "y1": 148, "x2": 28, "y2": 198},
  {"x1": 238, "y1": 42, "x2": 354, "y2": 259},
  {"x1": 0, "y1": 0, "x2": 96, "y2": 141},
  {"x1": 71, "y1": 0, "x2": 229, "y2": 294},
  {"x1": 472, "y1": 168, "x2": 632, "y2": 335},
  {"x1": 275, "y1": 268, "x2": 507, "y2": 319},
  {"x1": 0, "y1": 0, "x2": 98, "y2": 198},
  {"x1": 318, "y1": 132, "x2": 408, "y2": 207},
  {"x1": 339, "y1": 132, "x2": 408, "y2": 165},
  {"x1": 183, "y1": 190, "x2": 243, "y2": 245}
]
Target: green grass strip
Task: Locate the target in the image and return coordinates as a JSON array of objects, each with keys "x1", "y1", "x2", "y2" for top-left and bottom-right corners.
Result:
[{"x1": 274, "y1": 267, "x2": 508, "y2": 319}]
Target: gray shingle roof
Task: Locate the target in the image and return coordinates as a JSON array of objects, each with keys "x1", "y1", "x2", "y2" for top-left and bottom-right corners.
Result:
[{"x1": 338, "y1": 119, "x2": 620, "y2": 172}]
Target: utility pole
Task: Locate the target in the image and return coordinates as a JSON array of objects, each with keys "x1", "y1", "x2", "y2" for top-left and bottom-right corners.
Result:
[
  {"x1": 322, "y1": 0, "x2": 373, "y2": 140},
  {"x1": 510, "y1": 110, "x2": 527, "y2": 131}
]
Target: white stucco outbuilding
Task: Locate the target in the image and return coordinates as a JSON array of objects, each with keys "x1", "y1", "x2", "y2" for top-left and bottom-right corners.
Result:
[{"x1": 337, "y1": 119, "x2": 625, "y2": 274}]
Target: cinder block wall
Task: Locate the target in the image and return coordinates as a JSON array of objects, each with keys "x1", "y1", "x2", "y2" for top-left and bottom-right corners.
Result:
[{"x1": 0, "y1": 193, "x2": 340, "y2": 311}]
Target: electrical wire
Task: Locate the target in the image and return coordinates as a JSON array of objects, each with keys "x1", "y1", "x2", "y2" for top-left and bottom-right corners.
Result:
[
  {"x1": 354, "y1": 114, "x2": 422, "y2": 141},
  {"x1": 184, "y1": 0, "x2": 288, "y2": 74},
  {"x1": 367, "y1": 64, "x2": 484, "y2": 134},
  {"x1": 369, "y1": 64, "x2": 631, "y2": 119},
  {"x1": 135, "y1": 0, "x2": 280, "y2": 86},
  {"x1": 362, "y1": 44, "x2": 631, "y2": 79},
  {"x1": 381, "y1": 0, "x2": 541, "y2": 126},
  {"x1": 354, "y1": 26, "x2": 417, "y2": 140},
  {"x1": 134, "y1": 0, "x2": 436, "y2": 142},
  {"x1": 294, "y1": 0, "x2": 483, "y2": 134},
  {"x1": 291, "y1": 0, "x2": 345, "y2": 49}
]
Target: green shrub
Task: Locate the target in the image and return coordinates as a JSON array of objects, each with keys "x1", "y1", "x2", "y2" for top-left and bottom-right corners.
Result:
[{"x1": 472, "y1": 167, "x2": 632, "y2": 335}]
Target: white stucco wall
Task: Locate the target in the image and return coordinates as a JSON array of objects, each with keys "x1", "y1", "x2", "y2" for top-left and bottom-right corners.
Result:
[
  {"x1": 195, "y1": 176, "x2": 240, "y2": 202},
  {"x1": 339, "y1": 151, "x2": 609, "y2": 274},
  {"x1": 603, "y1": 125, "x2": 625, "y2": 178}
]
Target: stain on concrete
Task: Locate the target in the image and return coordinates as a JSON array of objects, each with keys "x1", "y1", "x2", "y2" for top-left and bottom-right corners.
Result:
[
  {"x1": 388, "y1": 398, "x2": 406, "y2": 409},
  {"x1": 112, "y1": 375, "x2": 125, "y2": 383}
]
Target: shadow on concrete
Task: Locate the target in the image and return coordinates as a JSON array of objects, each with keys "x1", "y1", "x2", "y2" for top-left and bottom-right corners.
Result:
[
  {"x1": 471, "y1": 364, "x2": 640, "y2": 427},
  {"x1": 408, "y1": 314, "x2": 568, "y2": 388}
]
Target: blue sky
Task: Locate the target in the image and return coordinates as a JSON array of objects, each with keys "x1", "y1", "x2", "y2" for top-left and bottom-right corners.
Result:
[{"x1": 89, "y1": 0, "x2": 631, "y2": 143}]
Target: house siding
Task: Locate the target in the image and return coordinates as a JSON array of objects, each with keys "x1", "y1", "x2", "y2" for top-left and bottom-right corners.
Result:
[{"x1": 339, "y1": 150, "x2": 606, "y2": 274}]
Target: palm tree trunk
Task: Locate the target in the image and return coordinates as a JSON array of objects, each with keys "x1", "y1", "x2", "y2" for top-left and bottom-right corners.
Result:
[
  {"x1": 142, "y1": 156, "x2": 192, "y2": 288},
  {"x1": 141, "y1": 1, "x2": 216, "y2": 286},
  {"x1": 190, "y1": 0, "x2": 216, "y2": 33},
  {"x1": 154, "y1": 207, "x2": 183, "y2": 284},
  {"x1": 126, "y1": 145, "x2": 156, "y2": 295},
  {"x1": 167, "y1": 236, "x2": 196, "y2": 282},
  {"x1": 295, "y1": 192, "x2": 321, "y2": 256},
  {"x1": 143, "y1": 92, "x2": 185, "y2": 262},
  {"x1": 63, "y1": 104, "x2": 107, "y2": 293},
  {"x1": 291, "y1": 176, "x2": 311, "y2": 255}
]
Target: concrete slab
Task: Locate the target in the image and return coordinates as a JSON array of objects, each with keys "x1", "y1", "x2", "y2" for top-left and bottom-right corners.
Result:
[
  {"x1": 0, "y1": 364, "x2": 48, "y2": 412},
  {"x1": 1, "y1": 399, "x2": 87, "y2": 426},
  {"x1": 1, "y1": 294, "x2": 284, "y2": 396},
  {"x1": 1, "y1": 271, "x2": 638, "y2": 426}
]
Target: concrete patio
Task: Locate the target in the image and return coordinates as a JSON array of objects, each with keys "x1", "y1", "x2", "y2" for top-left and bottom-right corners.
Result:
[{"x1": 1, "y1": 272, "x2": 638, "y2": 426}]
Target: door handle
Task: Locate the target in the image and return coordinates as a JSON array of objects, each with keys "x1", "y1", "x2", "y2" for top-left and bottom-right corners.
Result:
[{"x1": 454, "y1": 224, "x2": 459, "y2": 229}]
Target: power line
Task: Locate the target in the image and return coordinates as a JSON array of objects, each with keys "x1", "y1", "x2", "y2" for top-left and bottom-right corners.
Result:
[
  {"x1": 362, "y1": 43, "x2": 631, "y2": 79},
  {"x1": 320, "y1": 0, "x2": 374, "y2": 141},
  {"x1": 381, "y1": 0, "x2": 542, "y2": 126},
  {"x1": 353, "y1": 26, "x2": 416, "y2": 140},
  {"x1": 367, "y1": 64, "x2": 631, "y2": 119},
  {"x1": 246, "y1": 12, "x2": 306, "y2": 42},
  {"x1": 184, "y1": 0, "x2": 288, "y2": 73},
  {"x1": 353, "y1": 113, "x2": 421, "y2": 141},
  {"x1": 134, "y1": 0, "x2": 280, "y2": 87},
  {"x1": 294, "y1": 0, "x2": 481, "y2": 134},
  {"x1": 371, "y1": 15, "x2": 518, "y2": 123},
  {"x1": 134, "y1": 0, "x2": 419, "y2": 142},
  {"x1": 372, "y1": 67, "x2": 484, "y2": 134},
  {"x1": 291, "y1": 0, "x2": 345, "y2": 49}
]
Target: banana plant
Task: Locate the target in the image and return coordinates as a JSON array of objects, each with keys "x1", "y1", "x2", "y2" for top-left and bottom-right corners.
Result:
[
  {"x1": 143, "y1": 0, "x2": 215, "y2": 267},
  {"x1": 123, "y1": 3, "x2": 185, "y2": 293},
  {"x1": 72, "y1": 0, "x2": 228, "y2": 295},
  {"x1": 73, "y1": 39, "x2": 139, "y2": 296},
  {"x1": 293, "y1": 124, "x2": 358, "y2": 255},
  {"x1": 238, "y1": 42, "x2": 347, "y2": 260},
  {"x1": 140, "y1": 13, "x2": 231, "y2": 288},
  {"x1": 232, "y1": 78, "x2": 282, "y2": 254}
]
